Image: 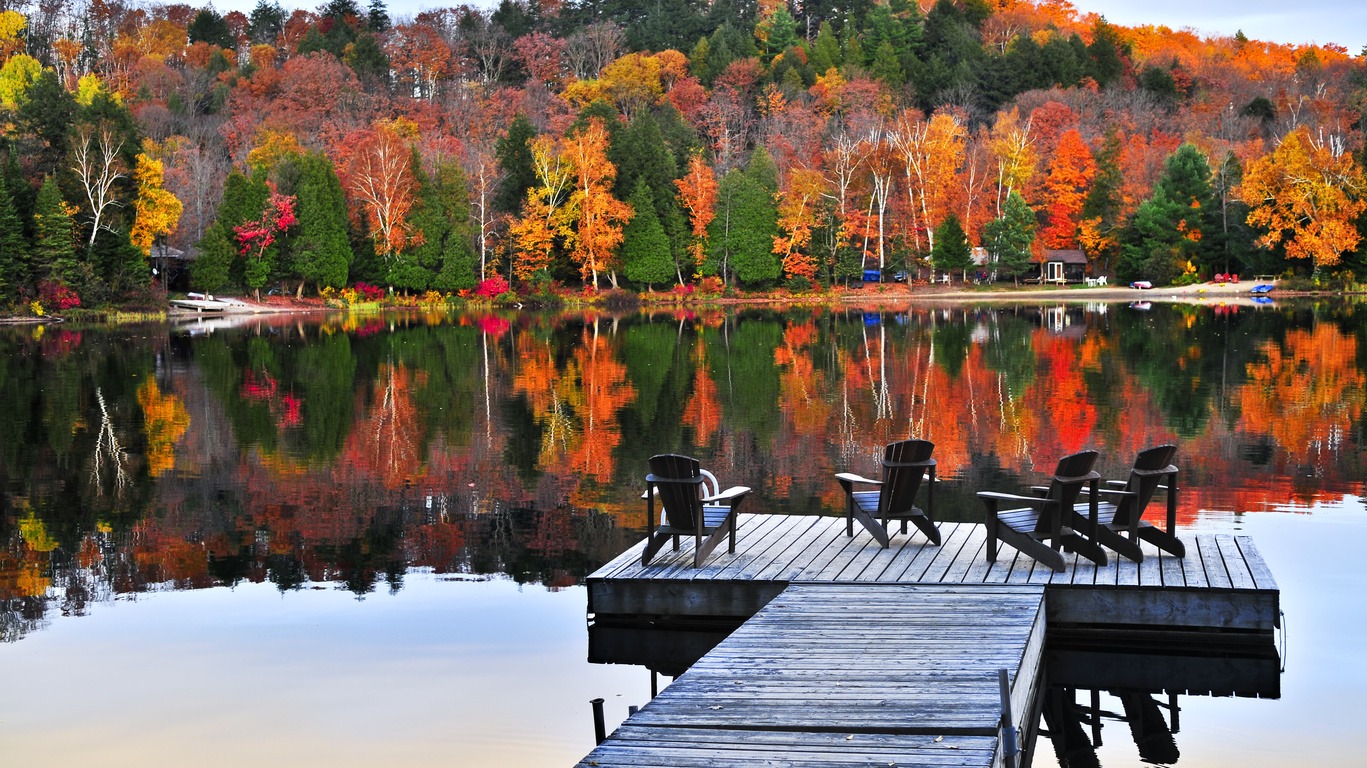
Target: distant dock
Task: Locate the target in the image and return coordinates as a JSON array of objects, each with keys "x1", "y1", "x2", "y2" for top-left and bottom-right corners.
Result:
[{"x1": 578, "y1": 515, "x2": 1279, "y2": 767}]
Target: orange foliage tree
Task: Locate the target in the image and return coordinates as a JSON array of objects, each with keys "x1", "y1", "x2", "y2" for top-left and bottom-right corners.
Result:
[
  {"x1": 510, "y1": 134, "x2": 574, "y2": 281},
  {"x1": 675, "y1": 153, "x2": 719, "y2": 277},
  {"x1": 562, "y1": 119, "x2": 632, "y2": 289},
  {"x1": 1039, "y1": 128, "x2": 1096, "y2": 250},
  {"x1": 1240, "y1": 127, "x2": 1366, "y2": 274},
  {"x1": 773, "y1": 167, "x2": 826, "y2": 281}
]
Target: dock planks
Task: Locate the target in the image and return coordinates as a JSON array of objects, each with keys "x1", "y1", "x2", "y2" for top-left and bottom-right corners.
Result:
[
  {"x1": 578, "y1": 584, "x2": 1045, "y2": 768},
  {"x1": 589, "y1": 515, "x2": 1279, "y2": 633}
]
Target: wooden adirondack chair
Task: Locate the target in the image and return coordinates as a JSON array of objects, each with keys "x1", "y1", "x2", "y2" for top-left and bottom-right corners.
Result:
[
  {"x1": 1071, "y1": 444, "x2": 1185, "y2": 562},
  {"x1": 834, "y1": 439, "x2": 941, "y2": 548},
  {"x1": 641, "y1": 454, "x2": 751, "y2": 567},
  {"x1": 979, "y1": 450, "x2": 1108, "y2": 572}
]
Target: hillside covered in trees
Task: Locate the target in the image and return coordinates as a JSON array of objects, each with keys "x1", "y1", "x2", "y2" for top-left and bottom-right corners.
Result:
[{"x1": 0, "y1": 0, "x2": 1364, "y2": 306}]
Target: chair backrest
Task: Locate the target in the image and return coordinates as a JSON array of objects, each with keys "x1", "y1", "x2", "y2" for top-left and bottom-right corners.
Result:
[
  {"x1": 878, "y1": 439, "x2": 935, "y2": 515},
  {"x1": 1114, "y1": 444, "x2": 1178, "y2": 526},
  {"x1": 1035, "y1": 450, "x2": 1100, "y2": 534},
  {"x1": 648, "y1": 454, "x2": 705, "y2": 530}
]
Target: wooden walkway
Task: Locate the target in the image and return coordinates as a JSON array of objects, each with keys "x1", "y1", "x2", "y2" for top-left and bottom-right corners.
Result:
[
  {"x1": 578, "y1": 584, "x2": 1046, "y2": 768},
  {"x1": 588, "y1": 516, "x2": 1279, "y2": 634}
]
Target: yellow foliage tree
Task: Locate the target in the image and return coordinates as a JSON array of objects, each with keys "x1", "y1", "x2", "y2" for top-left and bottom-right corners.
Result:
[
  {"x1": 130, "y1": 151, "x2": 183, "y2": 255},
  {"x1": 1241, "y1": 127, "x2": 1367, "y2": 273},
  {"x1": 0, "y1": 53, "x2": 40, "y2": 109}
]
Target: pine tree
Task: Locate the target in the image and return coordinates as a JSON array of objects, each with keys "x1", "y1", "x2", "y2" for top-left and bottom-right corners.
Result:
[
  {"x1": 495, "y1": 113, "x2": 537, "y2": 215},
  {"x1": 931, "y1": 213, "x2": 972, "y2": 278},
  {"x1": 192, "y1": 222, "x2": 234, "y2": 293},
  {"x1": 407, "y1": 154, "x2": 479, "y2": 294},
  {"x1": 983, "y1": 191, "x2": 1036, "y2": 284},
  {"x1": 292, "y1": 151, "x2": 352, "y2": 293},
  {"x1": 0, "y1": 179, "x2": 29, "y2": 294},
  {"x1": 32, "y1": 176, "x2": 77, "y2": 288},
  {"x1": 622, "y1": 180, "x2": 674, "y2": 289},
  {"x1": 709, "y1": 148, "x2": 780, "y2": 287}
]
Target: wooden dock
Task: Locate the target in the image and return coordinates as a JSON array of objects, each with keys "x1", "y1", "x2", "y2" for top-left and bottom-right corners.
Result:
[
  {"x1": 580, "y1": 514, "x2": 1280, "y2": 767},
  {"x1": 579, "y1": 584, "x2": 1046, "y2": 768},
  {"x1": 588, "y1": 515, "x2": 1279, "y2": 634}
]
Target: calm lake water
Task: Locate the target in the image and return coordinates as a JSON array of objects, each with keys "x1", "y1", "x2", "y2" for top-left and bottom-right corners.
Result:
[{"x1": 1, "y1": 301, "x2": 1364, "y2": 766}]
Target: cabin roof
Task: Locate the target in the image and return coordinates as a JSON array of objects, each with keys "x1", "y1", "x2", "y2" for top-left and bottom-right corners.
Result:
[{"x1": 1044, "y1": 249, "x2": 1087, "y2": 264}]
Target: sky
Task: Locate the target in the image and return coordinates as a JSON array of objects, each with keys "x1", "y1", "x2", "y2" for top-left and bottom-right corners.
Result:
[{"x1": 1069, "y1": 0, "x2": 1367, "y2": 53}]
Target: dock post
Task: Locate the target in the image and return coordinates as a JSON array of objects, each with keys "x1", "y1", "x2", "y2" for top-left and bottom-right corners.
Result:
[
  {"x1": 999, "y1": 668, "x2": 1019, "y2": 768},
  {"x1": 590, "y1": 698, "x2": 606, "y2": 744}
]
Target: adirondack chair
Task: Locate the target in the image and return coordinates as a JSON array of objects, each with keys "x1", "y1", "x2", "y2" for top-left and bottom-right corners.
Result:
[
  {"x1": 834, "y1": 439, "x2": 941, "y2": 548},
  {"x1": 979, "y1": 450, "x2": 1108, "y2": 572},
  {"x1": 641, "y1": 454, "x2": 751, "y2": 567},
  {"x1": 1071, "y1": 444, "x2": 1185, "y2": 562}
]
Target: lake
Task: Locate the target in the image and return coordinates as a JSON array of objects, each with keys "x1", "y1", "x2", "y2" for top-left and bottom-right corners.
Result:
[{"x1": 1, "y1": 300, "x2": 1363, "y2": 767}]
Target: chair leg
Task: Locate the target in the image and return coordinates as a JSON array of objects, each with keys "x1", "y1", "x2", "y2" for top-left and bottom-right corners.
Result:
[
  {"x1": 1061, "y1": 531, "x2": 1108, "y2": 567},
  {"x1": 985, "y1": 505, "x2": 998, "y2": 563},
  {"x1": 909, "y1": 514, "x2": 941, "y2": 546},
  {"x1": 641, "y1": 531, "x2": 670, "y2": 566},
  {"x1": 998, "y1": 525, "x2": 1068, "y2": 572},
  {"x1": 1137, "y1": 525, "x2": 1186, "y2": 557},
  {"x1": 851, "y1": 505, "x2": 891, "y2": 547},
  {"x1": 1091, "y1": 523, "x2": 1144, "y2": 563}
]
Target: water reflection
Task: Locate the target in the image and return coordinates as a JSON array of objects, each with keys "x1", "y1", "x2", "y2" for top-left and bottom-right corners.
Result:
[{"x1": 3, "y1": 302, "x2": 1366, "y2": 643}]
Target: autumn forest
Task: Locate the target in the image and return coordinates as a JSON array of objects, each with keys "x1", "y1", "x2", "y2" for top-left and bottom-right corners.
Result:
[{"x1": 1, "y1": 0, "x2": 1366, "y2": 310}]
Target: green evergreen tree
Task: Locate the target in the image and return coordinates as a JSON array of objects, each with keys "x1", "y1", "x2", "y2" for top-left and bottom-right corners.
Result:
[
  {"x1": 931, "y1": 213, "x2": 972, "y2": 278},
  {"x1": 1119, "y1": 187, "x2": 1190, "y2": 285},
  {"x1": 495, "y1": 113, "x2": 537, "y2": 215},
  {"x1": 983, "y1": 191, "x2": 1035, "y2": 284},
  {"x1": 248, "y1": 1, "x2": 286, "y2": 44},
  {"x1": 1081, "y1": 130, "x2": 1124, "y2": 274},
  {"x1": 708, "y1": 148, "x2": 780, "y2": 287},
  {"x1": 870, "y1": 41, "x2": 905, "y2": 88},
  {"x1": 192, "y1": 222, "x2": 235, "y2": 293},
  {"x1": 616, "y1": 110, "x2": 687, "y2": 277},
  {"x1": 292, "y1": 152, "x2": 352, "y2": 293},
  {"x1": 366, "y1": 0, "x2": 389, "y2": 32},
  {"x1": 16, "y1": 70, "x2": 78, "y2": 183},
  {"x1": 759, "y1": 6, "x2": 799, "y2": 60},
  {"x1": 32, "y1": 176, "x2": 77, "y2": 287},
  {"x1": 809, "y1": 20, "x2": 843, "y2": 74},
  {"x1": 188, "y1": 9, "x2": 235, "y2": 48},
  {"x1": 1087, "y1": 20, "x2": 1126, "y2": 88},
  {"x1": 216, "y1": 168, "x2": 270, "y2": 289},
  {"x1": 0, "y1": 179, "x2": 29, "y2": 296},
  {"x1": 1122, "y1": 142, "x2": 1216, "y2": 282},
  {"x1": 406, "y1": 154, "x2": 479, "y2": 293},
  {"x1": 622, "y1": 180, "x2": 675, "y2": 289}
]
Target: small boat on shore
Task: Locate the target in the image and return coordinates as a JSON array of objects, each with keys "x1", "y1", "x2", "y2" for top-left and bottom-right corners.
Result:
[{"x1": 169, "y1": 293, "x2": 249, "y2": 312}]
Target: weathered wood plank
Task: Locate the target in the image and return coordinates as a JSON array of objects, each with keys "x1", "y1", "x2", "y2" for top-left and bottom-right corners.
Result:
[
  {"x1": 1197, "y1": 535, "x2": 1234, "y2": 589},
  {"x1": 1236, "y1": 535, "x2": 1279, "y2": 591}
]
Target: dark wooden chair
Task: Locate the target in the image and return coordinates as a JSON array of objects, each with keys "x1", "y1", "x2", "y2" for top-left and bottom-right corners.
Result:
[
  {"x1": 641, "y1": 454, "x2": 751, "y2": 567},
  {"x1": 979, "y1": 450, "x2": 1108, "y2": 572},
  {"x1": 1071, "y1": 444, "x2": 1184, "y2": 562},
  {"x1": 834, "y1": 439, "x2": 941, "y2": 548}
]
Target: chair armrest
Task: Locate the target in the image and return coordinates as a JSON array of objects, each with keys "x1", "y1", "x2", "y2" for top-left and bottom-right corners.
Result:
[
  {"x1": 976, "y1": 491, "x2": 1059, "y2": 506},
  {"x1": 705, "y1": 485, "x2": 751, "y2": 504},
  {"x1": 834, "y1": 472, "x2": 881, "y2": 487},
  {"x1": 1077, "y1": 488, "x2": 1136, "y2": 498}
]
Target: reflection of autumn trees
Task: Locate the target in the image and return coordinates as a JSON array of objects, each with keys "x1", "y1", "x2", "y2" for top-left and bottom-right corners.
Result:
[{"x1": 1239, "y1": 324, "x2": 1364, "y2": 466}]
